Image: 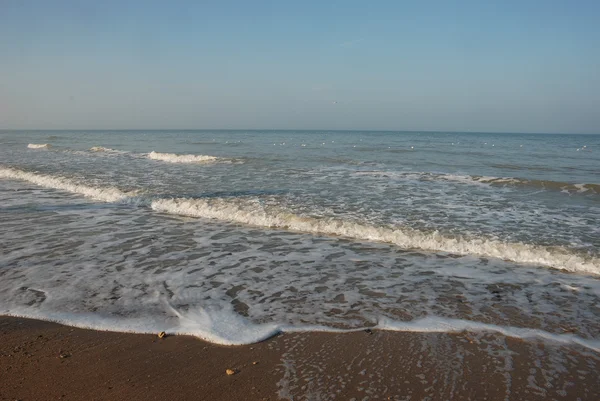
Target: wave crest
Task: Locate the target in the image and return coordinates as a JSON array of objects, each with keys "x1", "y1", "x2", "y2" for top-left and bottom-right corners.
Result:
[
  {"x1": 27, "y1": 143, "x2": 51, "y2": 149},
  {"x1": 150, "y1": 197, "x2": 600, "y2": 275},
  {"x1": 89, "y1": 146, "x2": 128, "y2": 154},
  {"x1": 0, "y1": 167, "x2": 135, "y2": 203},
  {"x1": 147, "y1": 151, "x2": 220, "y2": 164},
  {"x1": 476, "y1": 177, "x2": 600, "y2": 194},
  {"x1": 2, "y1": 166, "x2": 598, "y2": 275},
  {"x1": 356, "y1": 171, "x2": 600, "y2": 194}
]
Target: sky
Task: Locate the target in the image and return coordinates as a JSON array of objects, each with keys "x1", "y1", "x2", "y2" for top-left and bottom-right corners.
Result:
[{"x1": 1, "y1": 0, "x2": 599, "y2": 133}]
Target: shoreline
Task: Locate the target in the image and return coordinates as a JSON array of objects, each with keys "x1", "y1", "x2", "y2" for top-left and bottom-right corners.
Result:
[
  {"x1": 2, "y1": 316, "x2": 599, "y2": 400},
  {"x1": 4, "y1": 312, "x2": 600, "y2": 351}
]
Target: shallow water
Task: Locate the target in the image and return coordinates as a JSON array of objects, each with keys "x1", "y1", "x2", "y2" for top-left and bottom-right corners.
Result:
[{"x1": 1, "y1": 130, "x2": 599, "y2": 345}]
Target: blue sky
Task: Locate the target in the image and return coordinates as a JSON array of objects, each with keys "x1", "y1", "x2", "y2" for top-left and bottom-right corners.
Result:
[{"x1": 1, "y1": 0, "x2": 599, "y2": 133}]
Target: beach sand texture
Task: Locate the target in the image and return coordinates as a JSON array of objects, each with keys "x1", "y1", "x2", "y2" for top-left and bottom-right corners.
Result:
[{"x1": 1, "y1": 316, "x2": 599, "y2": 401}]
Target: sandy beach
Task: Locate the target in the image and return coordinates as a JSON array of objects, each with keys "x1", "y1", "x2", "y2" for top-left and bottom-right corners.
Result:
[
  {"x1": 1, "y1": 316, "x2": 599, "y2": 401},
  {"x1": 3, "y1": 0, "x2": 600, "y2": 399}
]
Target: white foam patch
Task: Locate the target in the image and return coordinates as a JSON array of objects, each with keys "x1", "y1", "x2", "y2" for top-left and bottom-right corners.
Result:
[
  {"x1": 150, "y1": 197, "x2": 600, "y2": 275},
  {"x1": 89, "y1": 146, "x2": 128, "y2": 154},
  {"x1": 2, "y1": 166, "x2": 598, "y2": 275},
  {"x1": 168, "y1": 305, "x2": 283, "y2": 345},
  {"x1": 147, "y1": 151, "x2": 220, "y2": 164},
  {"x1": 354, "y1": 171, "x2": 499, "y2": 184},
  {"x1": 377, "y1": 317, "x2": 600, "y2": 353},
  {"x1": 354, "y1": 171, "x2": 600, "y2": 194},
  {"x1": 444, "y1": 174, "x2": 511, "y2": 186},
  {"x1": 0, "y1": 167, "x2": 135, "y2": 203},
  {"x1": 4, "y1": 309, "x2": 599, "y2": 351},
  {"x1": 27, "y1": 143, "x2": 51, "y2": 149},
  {"x1": 4, "y1": 306, "x2": 281, "y2": 346},
  {"x1": 354, "y1": 171, "x2": 518, "y2": 188}
]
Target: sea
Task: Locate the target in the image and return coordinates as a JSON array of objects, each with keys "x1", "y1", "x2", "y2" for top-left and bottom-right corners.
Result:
[{"x1": 1, "y1": 130, "x2": 599, "y2": 348}]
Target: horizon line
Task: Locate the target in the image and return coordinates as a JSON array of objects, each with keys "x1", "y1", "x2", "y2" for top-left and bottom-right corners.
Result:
[{"x1": 0, "y1": 128, "x2": 598, "y2": 135}]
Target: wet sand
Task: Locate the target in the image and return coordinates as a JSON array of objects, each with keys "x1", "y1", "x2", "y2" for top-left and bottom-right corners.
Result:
[{"x1": 1, "y1": 316, "x2": 599, "y2": 401}]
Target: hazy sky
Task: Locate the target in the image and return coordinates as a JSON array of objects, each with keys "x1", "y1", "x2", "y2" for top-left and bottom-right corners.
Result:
[{"x1": 1, "y1": 0, "x2": 599, "y2": 133}]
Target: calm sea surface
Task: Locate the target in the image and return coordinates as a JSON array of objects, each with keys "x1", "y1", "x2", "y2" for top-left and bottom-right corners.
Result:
[{"x1": 1, "y1": 130, "x2": 599, "y2": 346}]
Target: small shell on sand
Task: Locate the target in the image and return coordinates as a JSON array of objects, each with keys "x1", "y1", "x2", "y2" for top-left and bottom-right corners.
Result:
[
  {"x1": 226, "y1": 369, "x2": 237, "y2": 375},
  {"x1": 158, "y1": 331, "x2": 166, "y2": 339}
]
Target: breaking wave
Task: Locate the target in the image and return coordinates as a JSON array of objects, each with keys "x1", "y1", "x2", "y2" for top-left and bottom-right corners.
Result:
[
  {"x1": 89, "y1": 146, "x2": 128, "y2": 154},
  {"x1": 355, "y1": 171, "x2": 600, "y2": 194},
  {"x1": 463, "y1": 176, "x2": 599, "y2": 194},
  {"x1": 24, "y1": 144, "x2": 233, "y2": 165},
  {"x1": 150, "y1": 197, "x2": 600, "y2": 275},
  {"x1": 27, "y1": 143, "x2": 51, "y2": 149},
  {"x1": 0, "y1": 167, "x2": 136, "y2": 203},
  {"x1": 2, "y1": 166, "x2": 598, "y2": 275},
  {"x1": 147, "y1": 151, "x2": 220, "y2": 164}
]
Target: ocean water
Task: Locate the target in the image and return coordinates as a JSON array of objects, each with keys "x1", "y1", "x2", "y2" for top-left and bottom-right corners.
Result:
[{"x1": 1, "y1": 130, "x2": 599, "y2": 347}]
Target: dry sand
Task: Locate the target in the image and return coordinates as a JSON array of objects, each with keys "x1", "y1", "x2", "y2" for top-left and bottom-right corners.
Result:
[{"x1": 1, "y1": 316, "x2": 599, "y2": 400}]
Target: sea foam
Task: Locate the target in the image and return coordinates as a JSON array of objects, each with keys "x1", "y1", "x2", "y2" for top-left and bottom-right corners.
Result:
[
  {"x1": 27, "y1": 143, "x2": 51, "y2": 149},
  {"x1": 355, "y1": 171, "x2": 600, "y2": 194},
  {"x1": 151, "y1": 197, "x2": 600, "y2": 275},
  {"x1": 89, "y1": 146, "x2": 128, "y2": 154},
  {"x1": 2, "y1": 166, "x2": 598, "y2": 275},
  {"x1": 147, "y1": 151, "x2": 220, "y2": 164},
  {"x1": 5, "y1": 308, "x2": 600, "y2": 351},
  {"x1": 0, "y1": 167, "x2": 135, "y2": 203}
]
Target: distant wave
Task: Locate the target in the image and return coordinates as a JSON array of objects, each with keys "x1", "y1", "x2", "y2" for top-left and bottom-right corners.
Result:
[
  {"x1": 29, "y1": 145, "x2": 233, "y2": 165},
  {"x1": 0, "y1": 167, "x2": 135, "y2": 203},
  {"x1": 3, "y1": 166, "x2": 598, "y2": 275},
  {"x1": 147, "y1": 151, "x2": 221, "y2": 164},
  {"x1": 90, "y1": 147, "x2": 230, "y2": 163},
  {"x1": 89, "y1": 146, "x2": 128, "y2": 154},
  {"x1": 446, "y1": 175, "x2": 600, "y2": 194},
  {"x1": 479, "y1": 177, "x2": 600, "y2": 195},
  {"x1": 355, "y1": 171, "x2": 600, "y2": 194}
]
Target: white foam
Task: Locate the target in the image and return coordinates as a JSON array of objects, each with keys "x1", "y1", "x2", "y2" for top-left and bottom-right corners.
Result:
[
  {"x1": 27, "y1": 143, "x2": 51, "y2": 149},
  {"x1": 4, "y1": 306, "x2": 281, "y2": 346},
  {"x1": 147, "y1": 151, "x2": 220, "y2": 164},
  {"x1": 4, "y1": 309, "x2": 599, "y2": 351},
  {"x1": 354, "y1": 171, "x2": 501, "y2": 186},
  {"x1": 0, "y1": 167, "x2": 135, "y2": 203},
  {"x1": 444, "y1": 174, "x2": 515, "y2": 185},
  {"x1": 354, "y1": 171, "x2": 599, "y2": 194},
  {"x1": 89, "y1": 146, "x2": 128, "y2": 154},
  {"x1": 2, "y1": 166, "x2": 598, "y2": 274},
  {"x1": 90, "y1": 146, "x2": 112, "y2": 152},
  {"x1": 150, "y1": 197, "x2": 600, "y2": 275},
  {"x1": 377, "y1": 316, "x2": 600, "y2": 353},
  {"x1": 167, "y1": 305, "x2": 282, "y2": 345}
]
